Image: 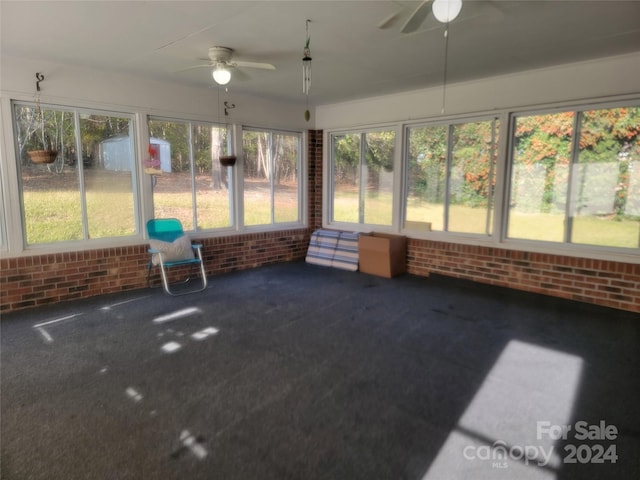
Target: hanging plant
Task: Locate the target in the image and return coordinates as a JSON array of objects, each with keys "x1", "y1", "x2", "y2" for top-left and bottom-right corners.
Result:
[
  {"x1": 219, "y1": 155, "x2": 236, "y2": 167},
  {"x1": 27, "y1": 106, "x2": 58, "y2": 164},
  {"x1": 27, "y1": 120, "x2": 58, "y2": 164},
  {"x1": 218, "y1": 98, "x2": 236, "y2": 167},
  {"x1": 27, "y1": 148, "x2": 58, "y2": 164},
  {"x1": 27, "y1": 73, "x2": 58, "y2": 164}
]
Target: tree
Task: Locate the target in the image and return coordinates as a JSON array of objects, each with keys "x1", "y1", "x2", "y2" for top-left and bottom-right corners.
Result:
[
  {"x1": 209, "y1": 126, "x2": 227, "y2": 190},
  {"x1": 513, "y1": 108, "x2": 639, "y2": 217}
]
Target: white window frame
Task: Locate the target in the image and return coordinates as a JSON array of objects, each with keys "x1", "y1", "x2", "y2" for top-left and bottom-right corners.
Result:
[
  {"x1": 323, "y1": 98, "x2": 639, "y2": 263},
  {"x1": 0, "y1": 140, "x2": 7, "y2": 253},
  {"x1": 402, "y1": 115, "x2": 500, "y2": 238},
  {"x1": 240, "y1": 125, "x2": 306, "y2": 231},
  {"x1": 11, "y1": 100, "x2": 141, "y2": 250},
  {"x1": 502, "y1": 100, "x2": 640, "y2": 253},
  {"x1": 324, "y1": 124, "x2": 402, "y2": 233},
  {"x1": 147, "y1": 115, "x2": 236, "y2": 234}
]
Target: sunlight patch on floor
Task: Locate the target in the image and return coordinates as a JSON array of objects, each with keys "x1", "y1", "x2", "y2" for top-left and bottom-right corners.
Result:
[
  {"x1": 99, "y1": 295, "x2": 151, "y2": 311},
  {"x1": 32, "y1": 313, "x2": 83, "y2": 344},
  {"x1": 153, "y1": 307, "x2": 201, "y2": 324},
  {"x1": 125, "y1": 387, "x2": 144, "y2": 402},
  {"x1": 179, "y1": 430, "x2": 208, "y2": 460},
  {"x1": 161, "y1": 341, "x2": 182, "y2": 353},
  {"x1": 423, "y1": 340, "x2": 583, "y2": 479},
  {"x1": 191, "y1": 326, "x2": 219, "y2": 340}
]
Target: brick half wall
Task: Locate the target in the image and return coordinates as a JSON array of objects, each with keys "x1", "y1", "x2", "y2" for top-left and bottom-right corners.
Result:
[
  {"x1": 0, "y1": 230, "x2": 311, "y2": 312},
  {"x1": 407, "y1": 239, "x2": 640, "y2": 313}
]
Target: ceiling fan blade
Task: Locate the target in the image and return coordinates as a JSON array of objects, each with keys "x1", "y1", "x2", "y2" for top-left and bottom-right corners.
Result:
[
  {"x1": 401, "y1": 0, "x2": 432, "y2": 33},
  {"x1": 234, "y1": 60, "x2": 276, "y2": 70},
  {"x1": 378, "y1": 10, "x2": 401, "y2": 29},
  {"x1": 177, "y1": 64, "x2": 212, "y2": 72},
  {"x1": 232, "y1": 68, "x2": 251, "y2": 81}
]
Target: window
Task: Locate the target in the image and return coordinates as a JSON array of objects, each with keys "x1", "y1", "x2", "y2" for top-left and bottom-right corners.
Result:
[
  {"x1": 0, "y1": 162, "x2": 6, "y2": 250},
  {"x1": 148, "y1": 118, "x2": 232, "y2": 231},
  {"x1": 404, "y1": 118, "x2": 499, "y2": 234},
  {"x1": 508, "y1": 106, "x2": 640, "y2": 249},
  {"x1": 13, "y1": 102, "x2": 137, "y2": 245},
  {"x1": 330, "y1": 129, "x2": 396, "y2": 226},
  {"x1": 242, "y1": 128, "x2": 302, "y2": 226}
]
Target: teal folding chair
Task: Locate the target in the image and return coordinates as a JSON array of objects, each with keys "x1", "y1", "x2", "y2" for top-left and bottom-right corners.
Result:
[{"x1": 146, "y1": 218, "x2": 207, "y2": 296}]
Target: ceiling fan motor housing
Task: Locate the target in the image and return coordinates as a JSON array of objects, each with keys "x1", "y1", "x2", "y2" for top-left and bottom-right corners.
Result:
[{"x1": 208, "y1": 46, "x2": 234, "y2": 64}]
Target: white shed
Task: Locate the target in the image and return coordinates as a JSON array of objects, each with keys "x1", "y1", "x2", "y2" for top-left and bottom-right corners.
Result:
[
  {"x1": 150, "y1": 138, "x2": 171, "y2": 173},
  {"x1": 100, "y1": 136, "x2": 171, "y2": 172}
]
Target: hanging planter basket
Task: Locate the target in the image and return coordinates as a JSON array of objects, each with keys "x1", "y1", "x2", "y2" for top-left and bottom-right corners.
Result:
[
  {"x1": 28, "y1": 149, "x2": 58, "y2": 164},
  {"x1": 219, "y1": 155, "x2": 237, "y2": 167}
]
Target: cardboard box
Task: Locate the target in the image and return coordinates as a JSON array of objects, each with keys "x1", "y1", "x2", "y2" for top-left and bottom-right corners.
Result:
[
  {"x1": 404, "y1": 220, "x2": 432, "y2": 232},
  {"x1": 358, "y1": 232, "x2": 407, "y2": 278}
]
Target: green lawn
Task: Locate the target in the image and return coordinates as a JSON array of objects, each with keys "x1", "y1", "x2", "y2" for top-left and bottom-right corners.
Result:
[
  {"x1": 22, "y1": 187, "x2": 639, "y2": 249},
  {"x1": 24, "y1": 190, "x2": 135, "y2": 243},
  {"x1": 507, "y1": 211, "x2": 639, "y2": 248},
  {"x1": 333, "y1": 190, "x2": 393, "y2": 225},
  {"x1": 406, "y1": 198, "x2": 491, "y2": 233}
]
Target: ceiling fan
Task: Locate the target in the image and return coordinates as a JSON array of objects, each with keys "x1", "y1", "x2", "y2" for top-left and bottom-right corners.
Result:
[
  {"x1": 379, "y1": 0, "x2": 463, "y2": 33},
  {"x1": 183, "y1": 46, "x2": 276, "y2": 86}
]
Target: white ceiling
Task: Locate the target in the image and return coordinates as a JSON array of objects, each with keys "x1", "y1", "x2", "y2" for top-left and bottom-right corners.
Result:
[{"x1": 2, "y1": 1, "x2": 640, "y2": 106}]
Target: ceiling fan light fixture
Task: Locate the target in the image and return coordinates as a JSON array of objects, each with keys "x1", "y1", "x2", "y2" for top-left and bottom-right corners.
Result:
[
  {"x1": 212, "y1": 65, "x2": 231, "y2": 85},
  {"x1": 432, "y1": 0, "x2": 462, "y2": 23}
]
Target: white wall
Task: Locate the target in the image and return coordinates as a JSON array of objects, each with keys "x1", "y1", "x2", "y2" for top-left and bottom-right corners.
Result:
[
  {"x1": 4, "y1": 51, "x2": 638, "y2": 149},
  {"x1": 1, "y1": 54, "x2": 310, "y2": 131},
  {"x1": 315, "y1": 51, "x2": 640, "y2": 129}
]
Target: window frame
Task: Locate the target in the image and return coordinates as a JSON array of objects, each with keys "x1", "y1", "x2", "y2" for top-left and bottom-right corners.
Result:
[
  {"x1": 2, "y1": 91, "x2": 637, "y2": 263},
  {"x1": 502, "y1": 100, "x2": 640, "y2": 253},
  {"x1": 0, "y1": 144, "x2": 7, "y2": 253},
  {"x1": 325, "y1": 124, "x2": 402, "y2": 232},
  {"x1": 402, "y1": 115, "x2": 501, "y2": 238},
  {"x1": 11, "y1": 100, "x2": 141, "y2": 249},
  {"x1": 147, "y1": 115, "x2": 236, "y2": 234},
  {"x1": 2, "y1": 102, "x2": 307, "y2": 257},
  {"x1": 240, "y1": 125, "x2": 306, "y2": 231},
  {"x1": 323, "y1": 98, "x2": 639, "y2": 262},
  {"x1": 0, "y1": 99, "x2": 8, "y2": 252}
]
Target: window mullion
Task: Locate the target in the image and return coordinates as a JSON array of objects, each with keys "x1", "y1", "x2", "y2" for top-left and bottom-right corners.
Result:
[
  {"x1": 227, "y1": 125, "x2": 236, "y2": 228},
  {"x1": 74, "y1": 112, "x2": 90, "y2": 240},
  {"x1": 486, "y1": 118, "x2": 498, "y2": 236},
  {"x1": 234, "y1": 124, "x2": 243, "y2": 229},
  {"x1": 499, "y1": 113, "x2": 517, "y2": 242},
  {"x1": 565, "y1": 111, "x2": 582, "y2": 244},
  {"x1": 443, "y1": 124, "x2": 453, "y2": 232},
  {"x1": 359, "y1": 133, "x2": 366, "y2": 224},
  {"x1": 188, "y1": 122, "x2": 197, "y2": 231},
  {"x1": 298, "y1": 134, "x2": 304, "y2": 224},
  {"x1": 270, "y1": 132, "x2": 275, "y2": 224}
]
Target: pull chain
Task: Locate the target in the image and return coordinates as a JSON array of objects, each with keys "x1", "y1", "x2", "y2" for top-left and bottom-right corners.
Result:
[{"x1": 441, "y1": 26, "x2": 450, "y2": 115}]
